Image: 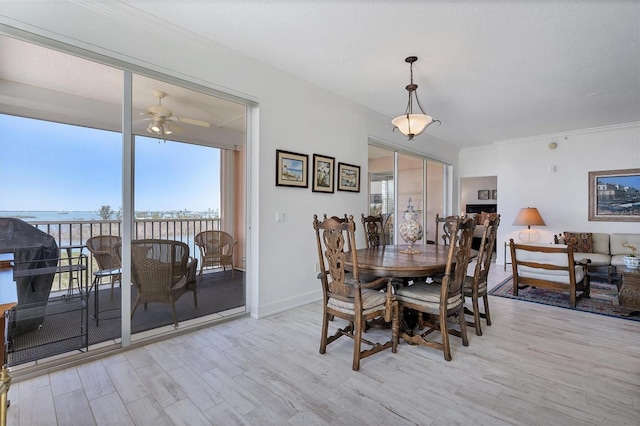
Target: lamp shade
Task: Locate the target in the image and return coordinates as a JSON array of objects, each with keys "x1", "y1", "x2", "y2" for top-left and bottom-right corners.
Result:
[
  {"x1": 391, "y1": 114, "x2": 434, "y2": 139},
  {"x1": 512, "y1": 207, "x2": 546, "y2": 228}
]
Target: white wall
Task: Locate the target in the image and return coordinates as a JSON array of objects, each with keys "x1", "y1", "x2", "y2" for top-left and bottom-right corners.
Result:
[
  {"x1": 460, "y1": 123, "x2": 640, "y2": 266},
  {"x1": 0, "y1": 4, "x2": 461, "y2": 318}
]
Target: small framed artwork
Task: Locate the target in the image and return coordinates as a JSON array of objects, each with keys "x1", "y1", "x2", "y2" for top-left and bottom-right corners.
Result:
[
  {"x1": 589, "y1": 168, "x2": 640, "y2": 222},
  {"x1": 337, "y1": 162, "x2": 360, "y2": 192},
  {"x1": 478, "y1": 190, "x2": 490, "y2": 200},
  {"x1": 312, "y1": 154, "x2": 335, "y2": 193},
  {"x1": 276, "y1": 149, "x2": 308, "y2": 188},
  {"x1": 491, "y1": 189, "x2": 498, "y2": 200}
]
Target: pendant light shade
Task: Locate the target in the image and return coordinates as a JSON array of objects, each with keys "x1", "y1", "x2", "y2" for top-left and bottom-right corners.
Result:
[{"x1": 392, "y1": 56, "x2": 440, "y2": 140}]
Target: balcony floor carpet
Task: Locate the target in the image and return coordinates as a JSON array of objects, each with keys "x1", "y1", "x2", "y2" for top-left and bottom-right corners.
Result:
[{"x1": 8, "y1": 269, "x2": 245, "y2": 366}]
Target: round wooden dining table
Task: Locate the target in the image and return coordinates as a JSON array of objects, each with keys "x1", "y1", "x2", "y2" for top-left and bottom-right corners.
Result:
[{"x1": 345, "y1": 244, "x2": 478, "y2": 278}]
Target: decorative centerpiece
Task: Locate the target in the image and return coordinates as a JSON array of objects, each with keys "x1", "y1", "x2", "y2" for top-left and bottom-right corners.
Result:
[
  {"x1": 622, "y1": 243, "x2": 639, "y2": 269},
  {"x1": 399, "y1": 198, "x2": 423, "y2": 254}
]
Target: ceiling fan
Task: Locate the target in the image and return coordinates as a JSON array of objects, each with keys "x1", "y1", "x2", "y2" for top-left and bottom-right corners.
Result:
[{"x1": 139, "y1": 90, "x2": 210, "y2": 135}]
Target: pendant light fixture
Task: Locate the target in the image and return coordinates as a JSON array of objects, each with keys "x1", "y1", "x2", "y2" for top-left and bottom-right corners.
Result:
[{"x1": 391, "y1": 56, "x2": 440, "y2": 140}]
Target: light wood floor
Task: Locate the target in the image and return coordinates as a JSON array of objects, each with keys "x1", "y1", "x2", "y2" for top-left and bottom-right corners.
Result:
[{"x1": 7, "y1": 263, "x2": 640, "y2": 425}]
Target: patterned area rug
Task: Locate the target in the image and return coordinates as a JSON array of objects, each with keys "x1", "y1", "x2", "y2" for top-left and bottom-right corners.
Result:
[{"x1": 488, "y1": 276, "x2": 640, "y2": 321}]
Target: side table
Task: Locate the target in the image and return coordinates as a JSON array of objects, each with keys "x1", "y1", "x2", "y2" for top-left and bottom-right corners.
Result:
[{"x1": 617, "y1": 267, "x2": 640, "y2": 315}]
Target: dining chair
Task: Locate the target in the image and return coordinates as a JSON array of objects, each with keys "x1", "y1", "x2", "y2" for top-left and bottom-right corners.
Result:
[
  {"x1": 463, "y1": 214, "x2": 500, "y2": 336},
  {"x1": 361, "y1": 213, "x2": 386, "y2": 248},
  {"x1": 395, "y1": 216, "x2": 475, "y2": 361},
  {"x1": 86, "y1": 235, "x2": 122, "y2": 301},
  {"x1": 194, "y1": 230, "x2": 237, "y2": 279},
  {"x1": 434, "y1": 213, "x2": 458, "y2": 246},
  {"x1": 122, "y1": 239, "x2": 198, "y2": 328},
  {"x1": 313, "y1": 214, "x2": 398, "y2": 371}
]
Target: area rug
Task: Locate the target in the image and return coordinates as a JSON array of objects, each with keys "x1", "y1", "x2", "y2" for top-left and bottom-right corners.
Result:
[{"x1": 488, "y1": 276, "x2": 640, "y2": 322}]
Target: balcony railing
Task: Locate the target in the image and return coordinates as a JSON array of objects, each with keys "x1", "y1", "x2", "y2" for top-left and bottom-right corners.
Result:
[{"x1": 28, "y1": 218, "x2": 221, "y2": 292}]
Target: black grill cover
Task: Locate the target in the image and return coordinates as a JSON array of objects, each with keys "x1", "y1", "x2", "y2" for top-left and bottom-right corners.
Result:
[{"x1": 0, "y1": 218, "x2": 58, "y2": 338}]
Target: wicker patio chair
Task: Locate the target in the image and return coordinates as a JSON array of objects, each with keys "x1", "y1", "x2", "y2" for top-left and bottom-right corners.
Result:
[
  {"x1": 86, "y1": 235, "x2": 122, "y2": 301},
  {"x1": 194, "y1": 230, "x2": 237, "y2": 279},
  {"x1": 124, "y1": 239, "x2": 198, "y2": 327}
]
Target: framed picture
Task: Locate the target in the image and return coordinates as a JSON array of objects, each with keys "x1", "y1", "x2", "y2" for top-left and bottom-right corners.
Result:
[
  {"x1": 276, "y1": 149, "x2": 308, "y2": 188},
  {"x1": 478, "y1": 190, "x2": 490, "y2": 200},
  {"x1": 589, "y1": 168, "x2": 640, "y2": 222},
  {"x1": 337, "y1": 162, "x2": 360, "y2": 192},
  {"x1": 491, "y1": 189, "x2": 498, "y2": 200},
  {"x1": 312, "y1": 154, "x2": 335, "y2": 193}
]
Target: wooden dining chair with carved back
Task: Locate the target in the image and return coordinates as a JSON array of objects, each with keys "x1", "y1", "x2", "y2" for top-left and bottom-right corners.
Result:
[
  {"x1": 361, "y1": 213, "x2": 386, "y2": 248},
  {"x1": 434, "y1": 213, "x2": 458, "y2": 246},
  {"x1": 463, "y1": 214, "x2": 500, "y2": 336},
  {"x1": 395, "y1": 216, "x2": 475, "y2": 361},
  {"x1": 313, "y1": 214, "x2": 398, "y2": 371}
]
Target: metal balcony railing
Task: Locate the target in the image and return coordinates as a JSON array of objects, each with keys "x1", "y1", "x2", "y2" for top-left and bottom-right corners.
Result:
[{"x1": 28, "y1": 218, "x2": 221, "y2": 292}]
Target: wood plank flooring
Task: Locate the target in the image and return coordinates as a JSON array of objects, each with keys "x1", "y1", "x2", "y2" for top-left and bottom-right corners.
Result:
[{"x1": 7, "y1": 264, "x2": 640, "y2": 425}]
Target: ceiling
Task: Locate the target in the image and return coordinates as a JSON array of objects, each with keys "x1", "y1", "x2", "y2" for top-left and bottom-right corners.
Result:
[{"x1": 1, "y1": 1, "x2": 639, "y2": 149}]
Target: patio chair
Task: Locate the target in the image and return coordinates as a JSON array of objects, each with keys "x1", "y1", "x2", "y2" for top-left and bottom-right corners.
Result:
[
  {"x1": 124, "y1": 239, "x2": 198, "y2": 327},
  {"x1": 86, "y1": 235, "x2": 122, "y2": 301},
  {"x1": 194, "y1": 230, "x2": 237, "y2": 279}
]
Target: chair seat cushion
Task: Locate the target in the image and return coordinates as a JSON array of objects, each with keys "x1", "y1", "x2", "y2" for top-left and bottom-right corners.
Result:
[
  {"x1": 396, "y1": 282, "x2": 463, "y2": 314},
  {"x1": 518, "y1": 264, "x2": 585, "y2": 284},
  {"x1": 328, "y1": 288, "x2": 387, "y2": 315},
  {"x1": 463, "y1": 275, "x2": 487, "y2": 295}
]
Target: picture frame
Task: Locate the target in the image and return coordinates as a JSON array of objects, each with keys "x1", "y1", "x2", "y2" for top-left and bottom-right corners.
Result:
[
  {"x1": 478, "y1": 189, "x2": 490, "y2": 200},
  {"x1": 588, "y1": 168, "x2": 640, "y2": 222},
  {"x1": 276, "y1": 149, "x2": 308, "y2": 188},
  {"x1": 337, "y1": 162, "x2": 360, "y2": 192},
  {"x1": 312, "y1": 154, "x2": 335, "y2": 193},
  {"x1": 491, "y1": 189, "x2": 498, "y2": 200}
]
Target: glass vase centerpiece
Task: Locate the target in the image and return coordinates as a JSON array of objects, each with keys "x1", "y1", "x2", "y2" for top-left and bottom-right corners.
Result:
[{"x1": 399, "y1": 198, "x2": 423, "y2": 254}]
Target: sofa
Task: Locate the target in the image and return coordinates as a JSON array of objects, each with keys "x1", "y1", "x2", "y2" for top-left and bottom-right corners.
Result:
[{"x1": 553, "y1": 232, "x2": 640, "y2": 282}]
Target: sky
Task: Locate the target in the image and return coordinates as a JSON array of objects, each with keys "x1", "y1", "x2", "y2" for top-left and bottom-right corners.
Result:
[{"x1": 0, "y1": 114, "x2": 220, "y2": 212}]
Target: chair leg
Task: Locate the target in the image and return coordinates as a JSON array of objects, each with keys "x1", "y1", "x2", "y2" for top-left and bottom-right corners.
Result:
[
  {"x1": 170, "y1": 302, "x2": 179, "y2": 327},
  {"x1": 440, "y1": 312, "x2": 452, "y2": 361},
  {"x1": 320, "y1": 310, "x2": 329, "y2": 354},
  {"x1": 352, "y1": 315, "x2": 363, "y2": 371},
  {"x1": 471, "y1": 295, "x2": 482, "y2": 336},
  {"x1": 458, "y1": 306, "x2": 469, "y2": 347},
  {"x1": 482, "y1": 294, "x2": 492, "y2": 326},
  {"x1": 131, "y1": 303, "x2": 138, "y2": 319}
]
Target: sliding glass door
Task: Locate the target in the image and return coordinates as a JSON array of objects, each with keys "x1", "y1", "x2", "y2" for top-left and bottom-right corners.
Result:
[{"x1": 368, "y1": 144, "x2": 448, "y2": 247}]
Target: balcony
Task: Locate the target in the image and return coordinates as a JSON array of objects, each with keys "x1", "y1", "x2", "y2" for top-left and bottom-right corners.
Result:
[{"x1": 3, "y1": 217, "x2": 245, "y2": 367}]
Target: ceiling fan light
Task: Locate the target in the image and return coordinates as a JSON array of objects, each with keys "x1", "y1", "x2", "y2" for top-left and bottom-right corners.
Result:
[
  {"x1": 391, "y1": 114, "x2": 433, "y2": 139},
  {"x1": 150, "y1": 123, "x2": 161, "y2": 133},
  {"x1": 163, "y1": 123, "x2": 173, "y2": 135}
]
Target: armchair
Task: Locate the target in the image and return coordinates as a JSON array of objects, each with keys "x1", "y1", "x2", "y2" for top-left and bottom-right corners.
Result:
[
  {"x1": 123, "y1": 239, "x2": 198, "y2": 327},
  {"x1": 194, "y1": 231, "x2": 237, "y2": 279}
]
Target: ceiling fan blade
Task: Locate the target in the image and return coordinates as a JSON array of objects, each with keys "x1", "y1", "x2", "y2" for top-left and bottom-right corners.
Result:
[{"x1": 176, "y1": 117, "x2": 210, "y2": 128}]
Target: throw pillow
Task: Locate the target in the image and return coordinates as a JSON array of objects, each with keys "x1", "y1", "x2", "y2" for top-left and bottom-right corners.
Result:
[{"x1": 563, "y1": 232, "x2": 594, "y2": 253}]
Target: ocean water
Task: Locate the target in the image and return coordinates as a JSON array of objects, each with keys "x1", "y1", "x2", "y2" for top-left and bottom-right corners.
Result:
[{"x1": 0, "y1": 211, "x2": 103, "y2": 221}]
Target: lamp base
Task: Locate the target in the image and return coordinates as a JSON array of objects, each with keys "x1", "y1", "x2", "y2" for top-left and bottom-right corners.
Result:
[{"x1": 518, "y1": 229, "x2": 540, "y2": 243}]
